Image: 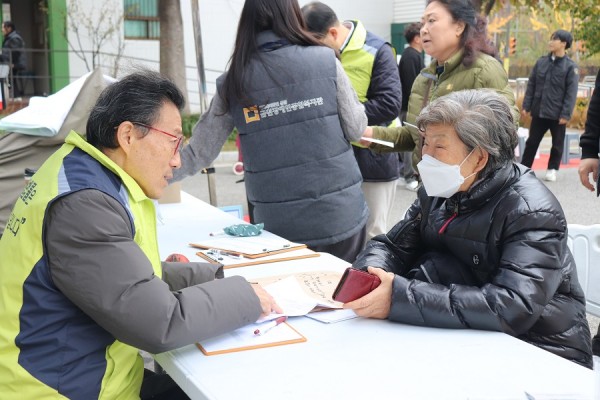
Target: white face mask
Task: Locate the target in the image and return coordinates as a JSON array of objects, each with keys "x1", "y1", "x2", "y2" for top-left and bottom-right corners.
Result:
[{"x1": 417, "y1": 149, "x2": 477, "y2": 198}]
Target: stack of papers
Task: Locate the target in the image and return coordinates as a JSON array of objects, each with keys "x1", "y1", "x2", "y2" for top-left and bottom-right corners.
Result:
[
  {"x1": 195, "y1": 271, "x2": 357, "y2": 355},
  {"x1": 261, "y1": 273, "x2": 357, "y2": 323}
]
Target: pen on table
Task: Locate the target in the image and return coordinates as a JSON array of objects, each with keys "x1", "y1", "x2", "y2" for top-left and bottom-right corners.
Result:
[
  {"x1": 254, "y1": 316, "x2": 287, "y2": 336},
  {"x1": 209, "y1": 230, "x2": 225, "y2": 236},
  {"x1": 206, "y1": 249, "x2": 242, "y2": 259}
]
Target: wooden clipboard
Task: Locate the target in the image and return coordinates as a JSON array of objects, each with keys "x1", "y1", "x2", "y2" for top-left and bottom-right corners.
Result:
[
  {"x1": 196, "y1": 322, "x2": 306, "y2": 356},
  {"x1": 190, "y1": 231, "x2": 307, "y2": 258},
  {"x1": 190, "y1": 243, "x2": 306, "y2": 259},
  {"x1": 196, "y1": 248, "x2": 320, "y2": 269}
]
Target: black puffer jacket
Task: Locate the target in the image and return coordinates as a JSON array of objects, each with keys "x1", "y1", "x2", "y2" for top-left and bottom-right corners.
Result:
[
  {"x1": 353, "y1": 163, "x2": 593, "y2": 368},
  {"x1": 522, "y1": 53, "x2": 579, "y2": 121}
]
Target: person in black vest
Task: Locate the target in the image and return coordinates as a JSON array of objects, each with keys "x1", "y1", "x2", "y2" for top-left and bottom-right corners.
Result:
[
  {"x1": 0, "y1": 21, "x2": 26, "y2": 97},
  {"x1": 172, "y1": 0, "x2": 369, "y2": 263},
  {"x1": 398, "y1": 22, "x2": 425, "y2": 191},
  {"x1": 577, "y1": 68, "x2": 600, "y2": 365},
  {"x1": 521, "y1": 30, "x2": 579, "y2": 182}
]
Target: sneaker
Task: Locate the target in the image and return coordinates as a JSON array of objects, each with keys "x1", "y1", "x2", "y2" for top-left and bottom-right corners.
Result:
[
  {"x1": 544, "y1": 169, "x2": 557, "y2": 182},
  {"x1": 406, "y1": 180, "x2": 419, "y2": 191}
]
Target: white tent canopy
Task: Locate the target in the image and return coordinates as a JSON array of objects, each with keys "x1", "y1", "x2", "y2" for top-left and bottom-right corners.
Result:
[{"x1": 0, "y1": 71, "x2": 116, "y2": 137}]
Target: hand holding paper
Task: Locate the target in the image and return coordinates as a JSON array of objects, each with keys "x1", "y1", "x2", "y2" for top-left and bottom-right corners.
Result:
[
  {"x1": 360, "y1": 125, "x2": 394, "y2": 148},
  {"x1": 360, "y1": 136, "x2": 394, "y2": 148},
  {"x1": 251, "y1": 283, "x2": 283, "y2": 318}
]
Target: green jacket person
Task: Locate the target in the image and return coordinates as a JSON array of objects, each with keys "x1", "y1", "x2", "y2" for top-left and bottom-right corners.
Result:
[{"x1": 362, "y1": 0, "x2": 518, "y2": 171}]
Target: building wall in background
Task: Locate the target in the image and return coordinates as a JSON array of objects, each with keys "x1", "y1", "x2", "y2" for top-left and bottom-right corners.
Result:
[
  {"x1": 66, "y1": 0, "x2": 398, "y2": 113},
  {"x1": 391, "y1": 0, "x2": 425, "y2": 54}
]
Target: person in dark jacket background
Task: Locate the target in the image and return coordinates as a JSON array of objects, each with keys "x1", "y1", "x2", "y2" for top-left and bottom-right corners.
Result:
[
  {"x1": 521, "y1": 30, "x2": 579, "y2": 182},
  {"x1": 0, "y1": 21, "x2": 26, "y2": 97},
  {"x1": 345, "y1": 89, "x2": 593, "y2": 369},
  {"x1": 302, "y1": 1, "x2": 402, "y2": 242},
  {"x1": 577, "y1": 68, "x2": 600, "y2": 363},
  {"x1": 398, "y1": 22, "x2": 425, "y2": 191}
]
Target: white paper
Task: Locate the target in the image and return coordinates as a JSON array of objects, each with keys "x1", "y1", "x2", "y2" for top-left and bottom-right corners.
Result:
[
  {"x1": 305, "y1": 309, "x2": 357, "y2": 324},
  {"x1": 264, "y1": 276, "x2": 325, "y2": 316},
  {"x1": 198, "y1": 320, "x2": 303, "y2": 354},
  {"x1": 360, "y1": 136, "x2": 394, "y2": 148},
  {"x1": 192, "y1": 235, "x2": 303, "y2": 256},
  {"x1": 402, "y1": 121, "x2": 419, "y2": 130}
]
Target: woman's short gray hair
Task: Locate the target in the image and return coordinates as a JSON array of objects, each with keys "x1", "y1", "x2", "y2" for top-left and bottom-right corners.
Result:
[{"x1": 416, "y1": 89, "x2": 518, "y2": 177}]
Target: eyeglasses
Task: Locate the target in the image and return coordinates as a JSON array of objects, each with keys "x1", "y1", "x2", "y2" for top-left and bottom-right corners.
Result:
[{"x1": 131, "y1": 122, "x2": 184, "y2": 156}]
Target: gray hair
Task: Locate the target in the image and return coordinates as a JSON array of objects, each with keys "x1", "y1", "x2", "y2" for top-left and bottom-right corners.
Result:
[
  {"x1": 416, "y1": 89, "x2": 517, "y2": 177},
  {"x1": 86, "y1": 69, "x2": 185, "y2": 151}
]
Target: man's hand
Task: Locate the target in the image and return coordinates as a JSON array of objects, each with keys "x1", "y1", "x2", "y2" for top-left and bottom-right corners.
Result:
[
  {"x1": 559, "y1": 117, "x2": 568, "y2": 125},
  {"x1": 521, "y1": 110, "x2": 530, "y2": 120},
  {"x1": 343, "y1": 267, "x2": 394, "y2": 319},
  {"x1": 250, "y1": 283, "x2": 283, "y2": 318},
  {"x1": 164, "y1": 253, "x2": 190, "y2": 263},
  {"x1": 578, "y1": 158, "x2": 599, "y2": 192}
]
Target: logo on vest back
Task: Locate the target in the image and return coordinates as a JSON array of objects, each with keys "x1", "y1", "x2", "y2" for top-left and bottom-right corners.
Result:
[
  {"x1": 243, "y1": 106, "x2": 261, "y2": 123},
  {"x1": 242, "y1": 97, "x2": 324, "y2": 124}
]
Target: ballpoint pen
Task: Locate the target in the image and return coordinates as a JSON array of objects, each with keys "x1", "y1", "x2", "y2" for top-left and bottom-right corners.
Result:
[
  {"x1": 253, "y1": 316, "x2": 287, "y2": 336},
  {"x1": 206, "y1": 248, "x2": 242, "y2": 259}
]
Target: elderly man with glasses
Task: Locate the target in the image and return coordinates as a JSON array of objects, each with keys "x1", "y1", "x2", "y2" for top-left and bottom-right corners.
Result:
[{"x1": 0, "y1": 70, "x2": 280, "y2": 399}]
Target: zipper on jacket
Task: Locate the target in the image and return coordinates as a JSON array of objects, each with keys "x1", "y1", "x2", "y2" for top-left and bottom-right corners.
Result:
[
  {"x1": 438, "y1": 204, "x2": 458, "y2": 234},
  {"x1": 390, "y1": 211, "x2": 422, "y2": 243}
]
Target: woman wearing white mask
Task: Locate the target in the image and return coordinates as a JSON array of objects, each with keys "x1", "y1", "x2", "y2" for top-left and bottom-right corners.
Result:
[{"x1": 343, "y1": 89, "x2": 593, "y2": 369}]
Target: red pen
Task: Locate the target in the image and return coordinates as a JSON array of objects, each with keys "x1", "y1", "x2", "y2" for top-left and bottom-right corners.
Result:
[{"x1": 253, "y1": 316, "x2": 287, "y2": 336}]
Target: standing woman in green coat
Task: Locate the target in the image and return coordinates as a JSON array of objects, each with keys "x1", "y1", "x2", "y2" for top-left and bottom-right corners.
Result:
[{"x1": 362, "y1": 0, "x2": 518, "y2": 172}]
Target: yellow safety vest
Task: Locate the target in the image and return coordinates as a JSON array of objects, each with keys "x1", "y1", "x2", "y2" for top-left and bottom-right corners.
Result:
[{"x1": 0, "y1": 132, "x2": 161, "y2": 399}]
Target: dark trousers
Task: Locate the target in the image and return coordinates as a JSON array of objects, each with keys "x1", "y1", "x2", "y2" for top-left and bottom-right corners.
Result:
[
  {"x1": 309, "y1": 224, "x2": 366, "y2": 264},
  {"x1": 520, "y1": 116, "x2": 566, "y2": 170},
  {"x1": 11, "y1": 68, "x2": 24, "y2": 97},
  {"x1": 141, "y1": 368, "x2": 190, "y2": 400}
]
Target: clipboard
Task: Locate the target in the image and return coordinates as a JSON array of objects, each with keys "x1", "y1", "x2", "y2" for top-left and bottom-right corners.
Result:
[
  {"x1": 196, "y1": 321, "x2": 306, "y2": 355},
  {"x1": 189, "y1": 237, "x2": 308, "y2": 259},
  {"x1": 196, "y1": 248, "x2": 320, "y2": 269}
]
